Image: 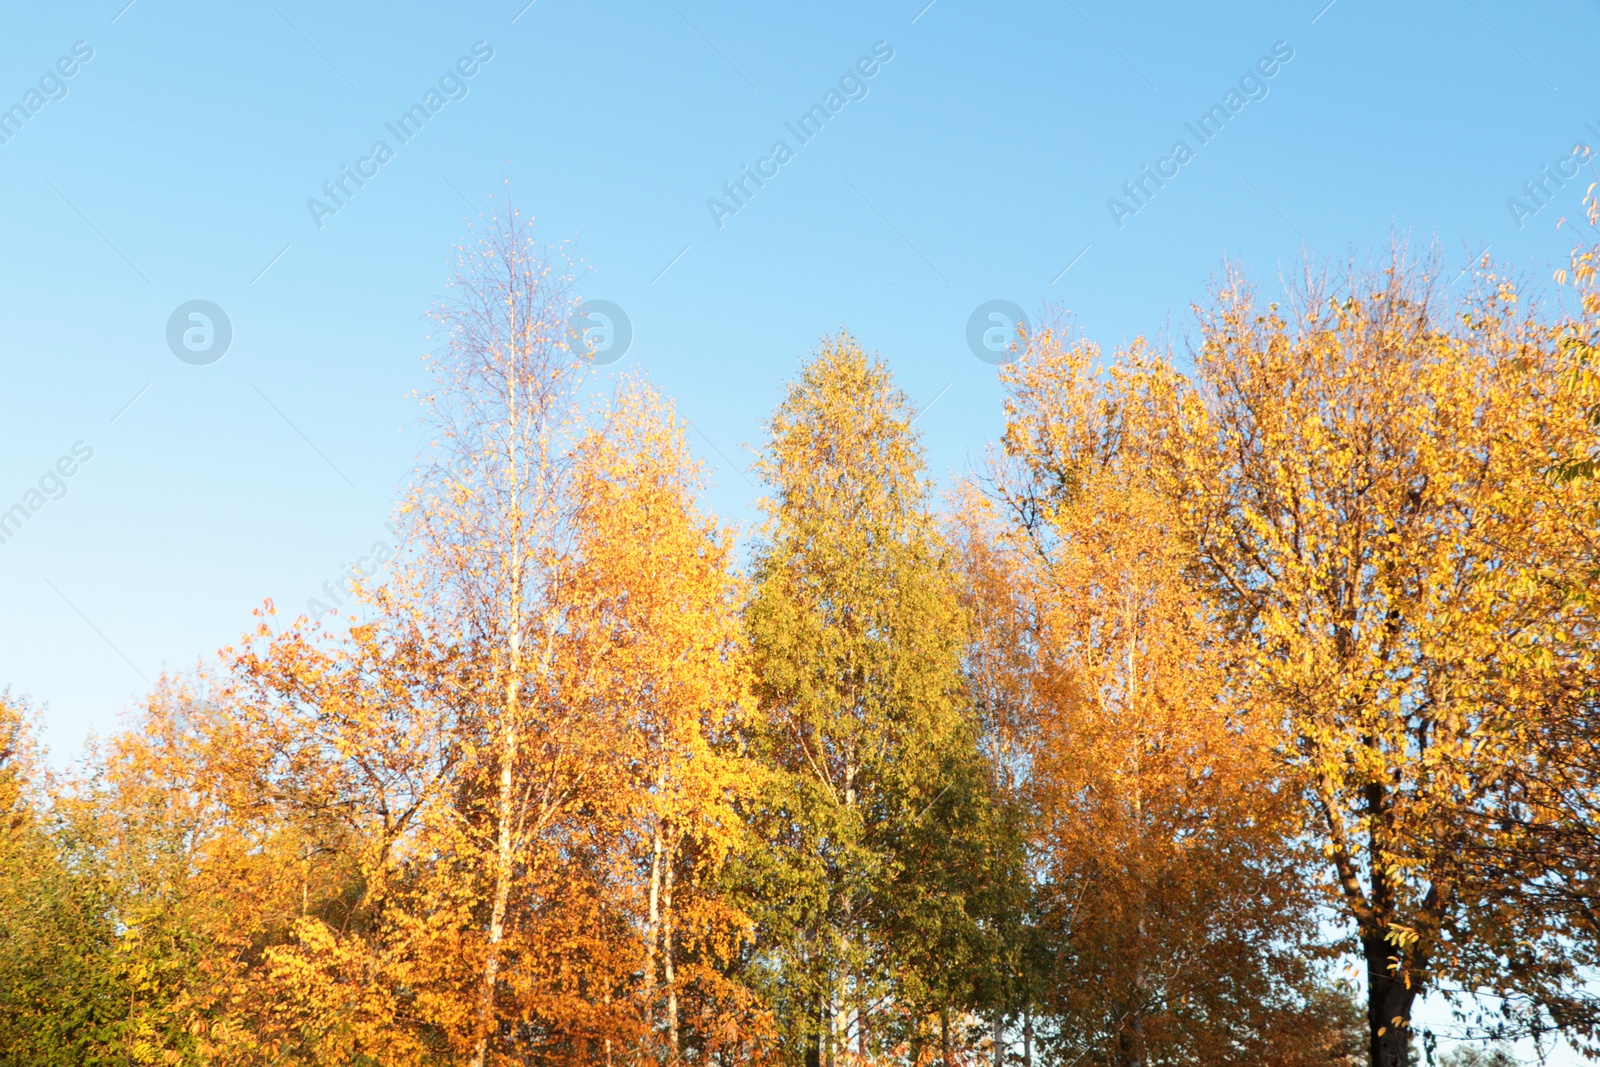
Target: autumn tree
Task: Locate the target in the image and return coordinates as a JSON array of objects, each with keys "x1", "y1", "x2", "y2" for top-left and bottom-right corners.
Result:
[
  {"x1": 945, "y1": 495, "x2": 1051, "y2": 1067},
  {"x1": 0, "y1": 694, "x2": 124, "y2": 1066},
  {"x1": 741, "y1": 334, "x2": 1018, "y2": 1066},
  {"x1": 17, "y1": 670, "x2": 367, "y2": 1067},
  {"x1": 977, "y1": 329, "x2": 1361, "y2": 1067},
  {"x1": 210, "y1": 205, "x2": 635, "y2": 1063},
  {"x1": 565, "y1": 378, "x2": 770, "y2": 1064},
  {"x1": 411, "y1": 204, "x2": 629, "y2": 1066},
  {"x1": 221, "y1": 602, "x2": 477, "y2": 1064},
  {"x1": 1149, "y1": 258, "x2": 1600, "y2": 1067},
  {"x1": 1450, "y1": 209, "x2": 1600, "y2": 1055}
]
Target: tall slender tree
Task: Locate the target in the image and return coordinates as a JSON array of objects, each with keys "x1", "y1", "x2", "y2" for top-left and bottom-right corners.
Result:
[
  {"x1": 566, "y1": 378, "x2": 770, "y2": 1064},
  {"x1": 742, "y1": 333, "x2": 1010, "y2": 1066},
  {"x1": 946, "y1": 496, "x2": 1049, "y2": 1067}
]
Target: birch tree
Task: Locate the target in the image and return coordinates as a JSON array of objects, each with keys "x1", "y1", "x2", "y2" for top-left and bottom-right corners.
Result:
[
  {"x1": 415, "y1": 205, "x2": 602, "y2": 1066},
  {"x1": 567, "y1": 379, "x2": 770, "y2": 1063}
]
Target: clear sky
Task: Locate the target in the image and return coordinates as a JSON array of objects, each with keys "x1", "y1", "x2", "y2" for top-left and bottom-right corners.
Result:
[
  {"x1": 3, "y1": 0, "x2": 1595, "y2": 746},
  {"x1": 2, "y1": 1, "x2": 1595, "y2": 1054}
]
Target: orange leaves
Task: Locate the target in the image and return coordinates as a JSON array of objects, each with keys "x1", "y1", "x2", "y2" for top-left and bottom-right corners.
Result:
[
  {"x1": 981, "y1": 320, "x2": 1357, "y2": 1066},
  {"x1": 13, "y1": 239, "x2": 1597, "y2": 1067},
  {"x1": 566, "y1": 377, "x2": 766, "y2": 1055},
  {"x1": 1155, "y1": 256, "x2": 1600, "y2": 1063}
]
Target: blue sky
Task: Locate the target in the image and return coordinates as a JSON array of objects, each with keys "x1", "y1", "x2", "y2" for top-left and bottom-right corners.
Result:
[{"x1": 1, "y1": 0, "x2": 1595, "y2": 754}]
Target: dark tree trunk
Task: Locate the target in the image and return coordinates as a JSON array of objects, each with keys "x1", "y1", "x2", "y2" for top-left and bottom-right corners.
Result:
[
  {"x1": 1117, "y1": 1018, "x2": 1145, "y2": 1067},
  {"x1": 805, "y1": 999, "x2": 823, "y2": 1067},
  {"x1": 1365, "y1": 933, "x2": 1416, "y2": 1067}
]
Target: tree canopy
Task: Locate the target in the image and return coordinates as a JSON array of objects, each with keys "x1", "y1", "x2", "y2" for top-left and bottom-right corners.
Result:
[{"x1": 4, "y1": 220, "x2": 1597, "y2": 1067}]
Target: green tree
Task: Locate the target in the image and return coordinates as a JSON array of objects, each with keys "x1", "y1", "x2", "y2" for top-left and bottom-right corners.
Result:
[
  {"x1": 741, "y1": 334, "x2": 1017, "y2": 1066},
  {"x1": 0, "y1": 695, "x2": 119, "y2": 1066}
]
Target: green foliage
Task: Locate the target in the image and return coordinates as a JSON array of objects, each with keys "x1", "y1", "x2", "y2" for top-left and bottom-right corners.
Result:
[
  {"x1": 0, "y1": 697, "x2": 120, "y2": 1066},
  {"x1": 739, "y1": 334, "x2": 1024, "y2": 1062}
]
